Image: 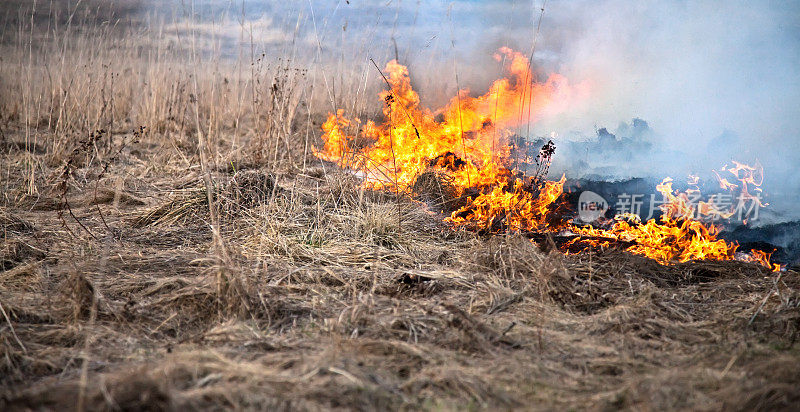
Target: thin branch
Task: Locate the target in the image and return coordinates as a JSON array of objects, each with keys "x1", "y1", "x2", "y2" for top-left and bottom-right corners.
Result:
[
  {"x1": 369, "y1": 58, "x2": 420, "y2": 139},
  {"x1": 748, "y1": 270, "x2": 783, "y2": 326},
  {"x1": 0, "y1": 301, "x2": 26, "y2": 354}
]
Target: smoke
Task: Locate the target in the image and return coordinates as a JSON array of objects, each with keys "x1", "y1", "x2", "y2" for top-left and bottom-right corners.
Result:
[
  {"x1": 536, "y1": 1, "x2": 800, "y2": 147},
  {"x1": 528, "y1": 0, "x2": 800, "y2": 222},
  {"x1": 115, "y1": 1, "x2": 800, "y2": 147}
]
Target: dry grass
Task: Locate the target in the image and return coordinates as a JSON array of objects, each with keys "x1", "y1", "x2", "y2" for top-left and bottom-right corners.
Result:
[
  {"x1": 1, "y1": 143, "x2": 798, "y2": 410},
  {"x1": 1, "y1": 3, "x2": 799, "y2": 411}
]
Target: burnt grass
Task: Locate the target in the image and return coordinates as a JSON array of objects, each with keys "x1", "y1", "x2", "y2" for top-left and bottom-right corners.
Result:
[{"x1": 1, "y1": 128, "x2": 800, "y2": 411}]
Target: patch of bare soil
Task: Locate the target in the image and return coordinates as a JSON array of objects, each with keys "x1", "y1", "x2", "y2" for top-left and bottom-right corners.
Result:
[{"x1": 1, "y1": 131, "x2": 798, "y2": 411}]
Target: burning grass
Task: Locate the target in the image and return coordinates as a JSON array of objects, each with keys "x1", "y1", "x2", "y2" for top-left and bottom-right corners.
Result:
[
  {"x1": 1, "y1": 7, "x2": 799, "y2": 410},
  {"x1": 314, "y1": 53, "x2": 783, "y2": 273}
]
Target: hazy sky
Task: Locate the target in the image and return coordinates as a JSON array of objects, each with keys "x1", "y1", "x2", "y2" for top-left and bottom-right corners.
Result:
[{"x1": 152, "y1": 1, "x2": 800, "y2": 144}]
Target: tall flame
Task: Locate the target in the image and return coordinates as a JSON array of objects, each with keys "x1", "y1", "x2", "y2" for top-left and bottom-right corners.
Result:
[{"x1": 314, "y1": 47, "x2": 590, "y2": 194}]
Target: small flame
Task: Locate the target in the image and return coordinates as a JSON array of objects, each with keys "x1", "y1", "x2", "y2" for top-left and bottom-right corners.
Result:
[
  {"x1": 571, "y1": 172, "x2": 781, "y2": 271},
  {"x1": 740, "y1": 249, "x2": 782, "y2": 272}
]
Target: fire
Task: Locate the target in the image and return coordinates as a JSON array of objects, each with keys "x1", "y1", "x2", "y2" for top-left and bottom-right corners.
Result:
[
  {"x1": 314, "y1": 50, "x2": 781, "y2": 272},
  {"x1": 446, "y1": 176, "x2": 567, "y2": 232},
  {"x1": 570, "y1": 180, "x2": 737, "y2": 263},
  {"x1": 313, "y1": 47, "x2": 589, "y2": 194},
  {"x1": 570, "y1": 173, "x2": 781, "y2": 271},
  {"x1": 740, "y1": 249, "x2": 782, "y2": 272},
  {"x1": 716, "y1": 160, "x2": 766, "y2": 207}
]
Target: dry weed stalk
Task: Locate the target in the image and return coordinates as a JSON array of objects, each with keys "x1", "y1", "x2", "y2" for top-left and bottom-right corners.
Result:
[{"x1": 54, "y1": 128, "x2": 107, "y2": 239}]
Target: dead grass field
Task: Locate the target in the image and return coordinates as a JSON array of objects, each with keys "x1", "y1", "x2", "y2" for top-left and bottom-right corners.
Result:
[{"x1": 1, "y1": 2, "x2": 799, "y2": 411}]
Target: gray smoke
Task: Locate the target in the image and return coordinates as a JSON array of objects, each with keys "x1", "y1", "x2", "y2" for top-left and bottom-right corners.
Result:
[{"x1": 530, "y1": 1, "x2": 800, "y2": 223}]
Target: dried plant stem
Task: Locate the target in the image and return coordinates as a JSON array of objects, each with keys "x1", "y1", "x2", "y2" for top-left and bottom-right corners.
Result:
[
  {"x1": 748, "y1": 270, "x2": 783, "y2": 325},
  {"x1": 388, "y1": 102, "x2": 401, "y2": 230},
  {"x1": 524, "y1": 0, "x2": 548, "y2": 139},
  {"x1": 0, "y1": 301, "x2": 26, "y2": 354},
  {"x1": 369, "y1": 58, "x2": 420, "y2": 139},
  {"x1": 447, "y1": 8, "x2": 470, "y2": 187},
  {"x1": 454, "y1": 67, "x2": 469, "y2": 187},
  {"x1": 188, "y1": 1, "x2": 227, "y2": 261},
  {"x1": 76, "y1": 291, "x2": 97, "y2": 412}
]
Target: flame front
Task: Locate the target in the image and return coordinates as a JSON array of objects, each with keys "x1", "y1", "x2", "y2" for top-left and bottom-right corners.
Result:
[
  {"x1": 571, "y1": 168, "x2": 781, "y2": 271},
  {"x1": 314, "y1": 50, "x2": 780, "y2": 272},
  {"x1": 447, "y1": 176, "x2": 567, "y2": 232},
  {"x1": 570, "y1": 179, "x2": 737, "y2": 264},
  {"x1": 314, "y1": 47, "x2": 589, "y2": 194}
]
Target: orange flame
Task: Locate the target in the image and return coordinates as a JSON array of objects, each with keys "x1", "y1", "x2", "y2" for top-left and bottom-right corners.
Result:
[
  {"x1": 313, "y1": 48, "x2": 590, "y2": 194},
  {"x1": 446, "y1": 176, "x2": 567, "y2": 232},
  {"x1": 570, "y1": 180, "x2": 736, "y2": 263},
  {"x1": 571, "y1": 174, "x2": 781, "y2": 271},
  {"x1": 740, "y1": 249, "x2": 782, "y2": 272}
]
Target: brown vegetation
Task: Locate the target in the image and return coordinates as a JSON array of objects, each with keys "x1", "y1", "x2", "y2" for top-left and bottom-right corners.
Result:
[{"x1": 1, "y1": 3, "x2": 798, "y2": 411}]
